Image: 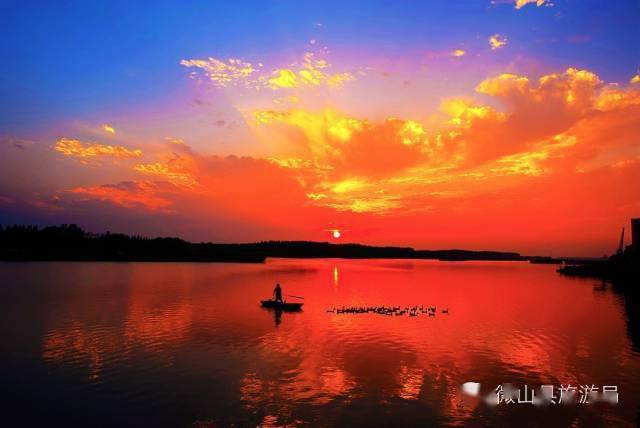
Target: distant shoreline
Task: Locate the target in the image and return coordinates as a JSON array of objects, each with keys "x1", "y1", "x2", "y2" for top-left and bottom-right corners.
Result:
[
  {"x1": 0, "y1": 223, "x2": 590, "y2": 263},
  {"x1": 0, "y1": 251, "x2": 526, "y2": 263},
  {"x1": 0, "y1": 257, "x2": 529, "y2": 264},
  {"x1": 0, "y1": 224, "x2": 528, "y2": 263}
]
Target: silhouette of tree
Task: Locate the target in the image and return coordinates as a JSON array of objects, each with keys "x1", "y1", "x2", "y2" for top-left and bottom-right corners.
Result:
[{"x1": 0, "y1": 224, "x2": 525, "y2": 262}]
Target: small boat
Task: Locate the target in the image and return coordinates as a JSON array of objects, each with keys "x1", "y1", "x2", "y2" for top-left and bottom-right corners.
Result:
[{"x1": 260, "y1": 300, "x2": 303, "y2": 311}]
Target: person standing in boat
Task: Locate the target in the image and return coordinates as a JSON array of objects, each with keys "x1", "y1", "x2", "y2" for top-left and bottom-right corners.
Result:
[{"x1": 273, "y1": 283, "x2": 283, "y2": 303}]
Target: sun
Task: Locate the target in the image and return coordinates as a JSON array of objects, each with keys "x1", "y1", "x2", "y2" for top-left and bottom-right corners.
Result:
[{"x1": 332, "y1": 229, "x2": 341, "y2": 239}]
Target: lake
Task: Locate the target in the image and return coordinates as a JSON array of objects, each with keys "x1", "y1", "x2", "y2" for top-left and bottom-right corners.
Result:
[{"x1": 1, "y1": 259, "x2": 638, "y2": 427}]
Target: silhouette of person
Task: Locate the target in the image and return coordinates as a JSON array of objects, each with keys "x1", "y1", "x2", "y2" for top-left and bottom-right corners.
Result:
[{"x1": 273, "y1": 283, "x2": 283, "y2": 303}]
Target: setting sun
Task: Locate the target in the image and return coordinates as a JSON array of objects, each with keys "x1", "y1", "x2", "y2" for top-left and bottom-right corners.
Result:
[{"x1": 332, "y1": 230, "x2": 341, "y2": 239}]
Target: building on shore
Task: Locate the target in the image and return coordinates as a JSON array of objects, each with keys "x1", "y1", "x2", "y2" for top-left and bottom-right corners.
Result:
[{"x1": 558, "y1": 218, "x2": 639, "y2": 283}]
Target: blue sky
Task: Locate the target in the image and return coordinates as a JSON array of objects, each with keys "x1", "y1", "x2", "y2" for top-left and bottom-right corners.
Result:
[{"x1": 2, "y1": 0, "x2": 638, "y2": 135}]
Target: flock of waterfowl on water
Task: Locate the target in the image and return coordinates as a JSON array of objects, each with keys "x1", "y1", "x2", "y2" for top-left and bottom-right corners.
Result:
[{"x1": 326, "y1": 305, "x2": 449, "y2": 317}]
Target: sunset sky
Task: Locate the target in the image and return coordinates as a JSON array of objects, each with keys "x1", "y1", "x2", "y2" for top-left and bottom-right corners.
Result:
[{"x1": 1, "y1": 0, "x2": 639, "y2": 256}]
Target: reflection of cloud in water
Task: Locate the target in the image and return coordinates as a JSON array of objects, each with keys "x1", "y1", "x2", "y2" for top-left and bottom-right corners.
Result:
[
  {"x1": 122, "y1": 268, "x2": 194, "y2": 360},
  {"x1": 241, "y1": 328, "x2": 358, "y2": 407},
  {"x1": 240, "y1": 365, "x2": 356, "y2": 410},
  {"x1": 42, "y1": 321, "x2": 122, "y2": 380},
  {"x1": 396, "y1": 365, "x2": 424, "y2": 399},
  {"x1": 123, "y1": 301, "x2": 193, "y2": 350},
  {"x1": 42, "y1": 267, "x2": 195, "y2": 379},
  {"x1": 42, "y1": 297, "x2": 194, "y2": 379}
]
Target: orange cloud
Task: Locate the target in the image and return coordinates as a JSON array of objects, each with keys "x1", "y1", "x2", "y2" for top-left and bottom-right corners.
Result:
[
  {"x1": 491, "y1": 0, "x2": 552, "y2": 8},
  {"x1": 250, "y1": 108, "x2": 476, "y2": 213},
  {"x1": 47, "y1": 67, "x2": 639, "y2": 224},
  {"x1": 70, "y1": 181, "x2": 172, "y2": 211},
  {"x1": 441, "y1": 98, "x2": 505, "y2": 127},
  {"x1": 54, "y1": 138, "x2": 141, "y2": 160},
  {"x1": 243, "y1": 67, "x2": 640, "y2": 219},
  {"x1": 477, "y1": 68, "x2": 603, "y2": 108},
  {"x1": 132, "y1": 144, "x2": 199, "y2": 189},
  {"x1": 133, "y1": 162, "x2": 198, "y2": 188},
  {"x1": 514, "y1": 0, "x2": 552, "y2": 9},
  {"x1": 182, "y1": 50, "x2": 357, "y2": 91},
  {"x1": 475, "y1": 73, "x2": 529, "y2": 97},
  {"x1": 180, "y1": 57, "x2": 257, "y2": 88},
  {"x1": 425, "y1": 49, "x2": 468, "y2": 59},
  {"x1": 252, "y1": 109, "x2": 439, "y2": 180},
  {"x1": 470, "y1": 68, "x2": 605, "y2": 153},
  {"x1": 268, "y1": 52, "x2": 355, "y2": 89},
  {"x1": 53, "y1": 147, "x2": 315, "y2": 233},
  {"x1": 9, "y1": 65, "x2": 638, "y2": 255},
  {"x1": 489, "y1": 34, "x2": 507, "y2": 50},
  {"x1": 268, "y1": 69, "x2": 299, "y2": 88},
  {"x1": 595, "y1": 86, "x2": 640, "y2": 111},
  {"x1": 101, "y1": 124, "x2": 116, "y2": 134}
]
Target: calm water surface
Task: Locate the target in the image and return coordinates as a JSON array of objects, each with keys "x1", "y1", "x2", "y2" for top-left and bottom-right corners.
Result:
[{"x1": 1, "y1": 259, "x2": 639, "y2": 427}]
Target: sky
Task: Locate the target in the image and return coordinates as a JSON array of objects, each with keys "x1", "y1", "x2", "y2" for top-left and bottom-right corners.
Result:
[{"x1": 1, "y1": 0, "x2": 639, "y2": 256}]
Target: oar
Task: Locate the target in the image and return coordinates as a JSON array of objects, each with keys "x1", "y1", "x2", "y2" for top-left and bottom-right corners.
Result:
[{"x1": 285, "y1": 294, "x2": 305, "y2": 299}]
